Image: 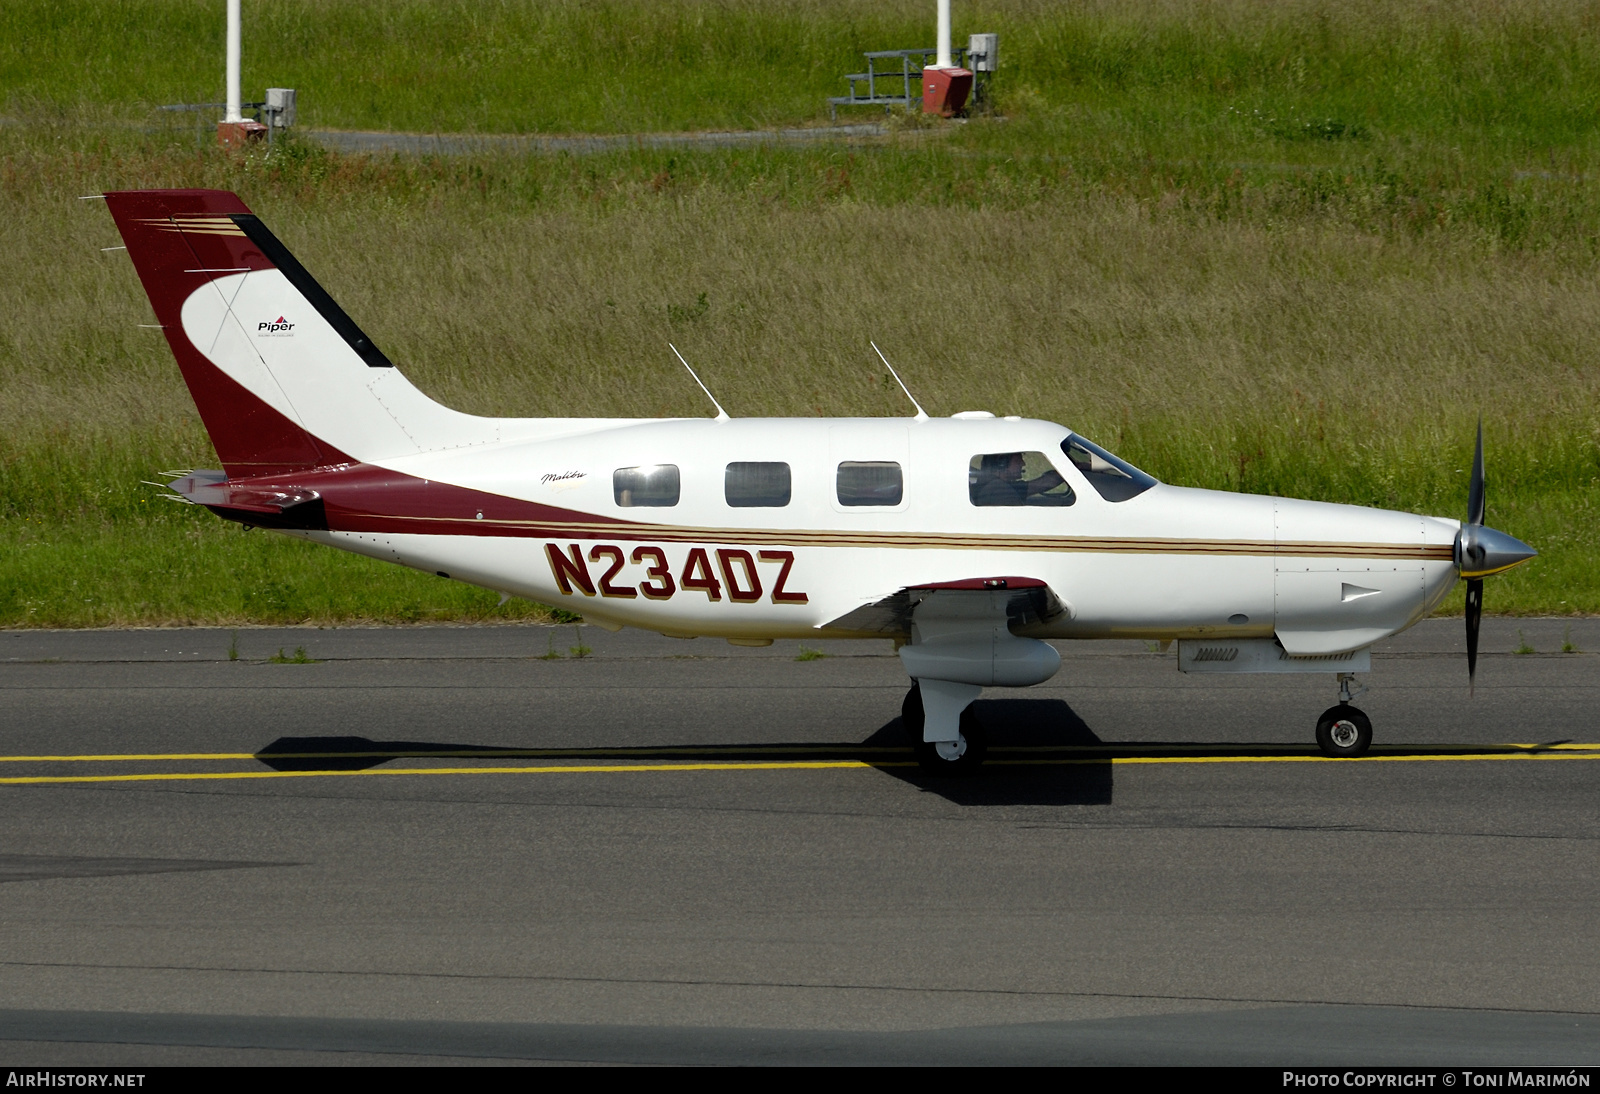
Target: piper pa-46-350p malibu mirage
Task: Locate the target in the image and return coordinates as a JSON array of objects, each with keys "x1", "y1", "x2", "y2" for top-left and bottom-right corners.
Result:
[{"x1": 102, "y1": 189, "x2": 1537, "y2": 772}]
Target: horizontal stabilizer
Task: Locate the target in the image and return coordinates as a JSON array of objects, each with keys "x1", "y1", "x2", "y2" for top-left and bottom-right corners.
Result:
[{"x1": 168, "y1": 470, "x2": 326, "y2": 529}]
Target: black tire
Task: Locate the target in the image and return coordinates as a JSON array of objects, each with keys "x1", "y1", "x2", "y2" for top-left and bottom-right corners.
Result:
[
  {"x1": 903, "y1": 685, "x2": 988, "y2": 774},
  {"x1": 1315, "y1": 704, "x2": 1373, "y2": 757},
  {"x1": 901, "y1": 684, "x2": 925, "y2": 742}
]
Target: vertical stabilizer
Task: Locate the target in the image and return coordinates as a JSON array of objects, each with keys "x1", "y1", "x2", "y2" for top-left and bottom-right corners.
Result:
[
  {"x1": 107, "y1": 190, "x2": 337, "y2": 475},
  {"x1": 105, "y1": 189, "x2": 498, "y2": 478}
]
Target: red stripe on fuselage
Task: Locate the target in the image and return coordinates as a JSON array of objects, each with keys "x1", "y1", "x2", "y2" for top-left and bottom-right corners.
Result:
[{"x1": 211, "y1": 462, "x2": 635, "y2": 534}]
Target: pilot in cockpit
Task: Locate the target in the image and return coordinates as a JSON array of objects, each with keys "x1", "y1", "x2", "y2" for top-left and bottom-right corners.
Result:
[{"x1": 971, "y1": 452, "x2": 1068, "y2": 506}]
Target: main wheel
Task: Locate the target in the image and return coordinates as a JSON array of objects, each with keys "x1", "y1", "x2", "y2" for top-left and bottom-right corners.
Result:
[
  {"x1": 902, "y1": 684, "x2": 988, "y2": 775},
  {"x1": 1315, "y1": 704, "x2": 1372, "y2": 757}
]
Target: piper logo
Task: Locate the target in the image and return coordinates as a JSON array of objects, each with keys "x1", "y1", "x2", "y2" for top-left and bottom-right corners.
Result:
[{"x1": 258, "y1": 316, "x2": 295, "y2": 336}]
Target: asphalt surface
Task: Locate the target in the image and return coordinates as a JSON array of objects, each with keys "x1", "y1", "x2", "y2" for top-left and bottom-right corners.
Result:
[{"x1": 0, "y1": 618, "x2": 1596, "y2": 1066}]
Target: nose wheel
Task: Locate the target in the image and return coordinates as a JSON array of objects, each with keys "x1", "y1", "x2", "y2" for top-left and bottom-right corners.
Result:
[
  {"x1": 901, "y1": 684, "x2": 988, "y2": 774},
  {"x1": 1315, "y1": 704, "x2": 1372, "y2": 757}
]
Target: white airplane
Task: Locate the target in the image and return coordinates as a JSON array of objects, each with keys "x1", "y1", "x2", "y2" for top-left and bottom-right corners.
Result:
[{"x1": 103, "y1": 189, "x2": 1537, "y2": 772}]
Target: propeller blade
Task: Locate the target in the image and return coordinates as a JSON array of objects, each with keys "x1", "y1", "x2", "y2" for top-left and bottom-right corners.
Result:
[
  {"x1": 1466, "y1": 578, "x2": 1483, "y2": 698},
  {"x1": 1467, "y1": 419, "x2": 1486, "y2": 528}
]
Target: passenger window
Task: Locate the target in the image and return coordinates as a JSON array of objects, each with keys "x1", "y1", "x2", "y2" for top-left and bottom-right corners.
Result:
[
  {"x1": 1060, "y1": 434, "x2": 1158, "y2": 502},
  {"x1": 969, "y1": 452, "x2": 1076, "y2": 507},
  {"x1": 837, "y1": 462, "x2": 903, "y2": 507},
  {"x1": 725, "y1": 462, "x2": 791, "y2": 507},
  {"x1": 613, "y1": 464, "x2": 680, "y2": 507}
]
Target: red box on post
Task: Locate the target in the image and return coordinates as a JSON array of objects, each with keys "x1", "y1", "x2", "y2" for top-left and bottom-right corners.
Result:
[{"x1": 921, "y1": 67, "x2": 973, "y2": 117}]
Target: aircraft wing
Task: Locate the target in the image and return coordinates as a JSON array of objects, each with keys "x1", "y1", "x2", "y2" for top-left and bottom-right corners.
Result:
[{"x1": 820, "y1": 577, "x2": 1069, "y2": 637}]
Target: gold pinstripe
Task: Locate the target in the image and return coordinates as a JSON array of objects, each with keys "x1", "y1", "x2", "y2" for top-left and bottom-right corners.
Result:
[
  {"x1": 358, "y1": 515, "x2": 1453, "y2": 561},
  {"x1": 138, "y1": 216, "x2": 247, "y2": 237}
]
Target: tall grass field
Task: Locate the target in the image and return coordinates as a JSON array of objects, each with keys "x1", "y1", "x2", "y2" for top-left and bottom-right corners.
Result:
[{"x1": 3, "y1": 0, "x2": 1597, "y2": 625}]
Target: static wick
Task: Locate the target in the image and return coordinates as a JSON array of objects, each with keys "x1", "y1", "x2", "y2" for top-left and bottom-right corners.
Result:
[
  {"x1": 669, "y1": 343, "x2": 729, "y2": 421},
  {"x1": 871, "y1": 341, "x2": 929, "y2": 421}
]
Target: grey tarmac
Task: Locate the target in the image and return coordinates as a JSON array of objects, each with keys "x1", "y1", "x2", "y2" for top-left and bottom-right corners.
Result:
[{"x1": 0, "y1": 618, "x2": 1596, "y2": 1066}]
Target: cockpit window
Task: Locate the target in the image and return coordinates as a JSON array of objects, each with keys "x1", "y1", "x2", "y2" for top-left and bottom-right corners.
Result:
[
  {"x1": 614, "y1": 464, "x2": 680, "y2": 507},
  {"x1": 968, "y1": 452, "x2": 1076, "y2": 507},
  {"x1": 1060, "y1": 434, "x2": 1158, "y2": 502}
]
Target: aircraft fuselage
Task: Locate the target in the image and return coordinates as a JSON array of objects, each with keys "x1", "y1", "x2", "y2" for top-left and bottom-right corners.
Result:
[{"x1": 261, "y1": 415, "x2": 1462, "y2": 652}]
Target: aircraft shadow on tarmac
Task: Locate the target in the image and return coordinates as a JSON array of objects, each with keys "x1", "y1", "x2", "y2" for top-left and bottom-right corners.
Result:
[
  {"x1": 252, "y1": 699, "x2": 1117, "y2": 806},
  {"x1": 252, "y1": 697, "x2": 1566, "y2": 806},
  {"x1": 864, "y1": 698, "x2": 1116, "y2": 806}
]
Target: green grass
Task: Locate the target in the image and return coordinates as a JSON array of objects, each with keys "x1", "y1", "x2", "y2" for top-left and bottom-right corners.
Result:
[
  {"x1": 1, "y1": 509, "x2": 559, "y2": 627},
  {"x1": 9, "y1": 0, "x2": 1600, "y2": 150},
  {"x1": 2, "y1": 1, "x2": 1597, "y2": 624}
]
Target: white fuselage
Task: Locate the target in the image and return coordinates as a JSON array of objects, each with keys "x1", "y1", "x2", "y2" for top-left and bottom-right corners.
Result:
[{"x1": 286, "y1": 415, "x2": 1460, "y2": 653}]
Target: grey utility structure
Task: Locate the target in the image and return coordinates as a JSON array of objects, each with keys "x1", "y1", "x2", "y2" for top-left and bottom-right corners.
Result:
[
  {"x1": 828, "y1": 36, "x2": 995, "y2": 120},
  {"x1": 966, "y1": 33, "x2": 998, "y2": 111},
  {"x1": 160, "y1": 88, "x2": 296, "y2": 147}
]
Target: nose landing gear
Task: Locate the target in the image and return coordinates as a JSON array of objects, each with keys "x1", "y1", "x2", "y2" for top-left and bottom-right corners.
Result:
[{"x1": 1315, "y1": 673, "x2": 1372, "y2": 757}]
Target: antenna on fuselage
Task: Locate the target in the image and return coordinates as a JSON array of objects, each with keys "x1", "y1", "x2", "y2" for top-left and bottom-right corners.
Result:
[
  {"x1": 669, "y1": 343, "x2": 729, "y2": 421},
  {"x1": 871, "y1": 341, "x2": 929, "y2": 422}
]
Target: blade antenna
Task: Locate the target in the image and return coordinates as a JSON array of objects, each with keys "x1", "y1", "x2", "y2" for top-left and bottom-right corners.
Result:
[
  {"x1": 871, "y1": 341, "x2": 929, "y2": 422},
  {"x1": 669, "y1": 343, "x2": 729, "y2": 421}
]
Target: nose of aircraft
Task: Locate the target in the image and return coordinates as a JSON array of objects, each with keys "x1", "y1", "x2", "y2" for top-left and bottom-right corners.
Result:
[{"x1": 1454, "y1": 523, "x2": 1537, "y2": 578}]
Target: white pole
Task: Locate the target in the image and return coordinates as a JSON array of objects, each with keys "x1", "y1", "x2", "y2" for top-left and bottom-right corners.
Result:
[
  {"x1": 225, "y1": 0, "x2": 242, "y2": 122},
  {"x1": 936, "y1": 0, "x2": 952, "y2": 68}
]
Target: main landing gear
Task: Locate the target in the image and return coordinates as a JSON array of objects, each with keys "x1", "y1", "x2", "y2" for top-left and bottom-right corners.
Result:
[
  {"x1": 1315, "y1": 673, "x2": 1372, "y2": 757},
  {"x1": 902, "y1": 683, "x2": 988, "y2": 775},
  {"x1": 903, "y1": 676, "x2": 1375, "y2": 768}
]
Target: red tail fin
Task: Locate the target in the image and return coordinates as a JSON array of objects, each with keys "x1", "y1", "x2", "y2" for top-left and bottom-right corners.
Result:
[{"x1": 105, "y1": 189, "x2": 352, "y2": 476}]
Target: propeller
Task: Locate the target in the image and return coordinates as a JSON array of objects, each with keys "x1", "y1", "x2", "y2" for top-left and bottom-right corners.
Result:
[
  {"x1": 1453, "y1": 421, "x2": 1537, "y2": 695},
  {"x1": 1464, "y1": 423, "x2": 1485, "y2": 693}
]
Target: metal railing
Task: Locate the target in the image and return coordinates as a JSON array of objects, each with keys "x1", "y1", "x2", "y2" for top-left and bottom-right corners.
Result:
[
  {"x1": 160, "y1": 101, "x2": 290, "y2": 146},
  {"x1": 828, "y1": 46, "x2": 990, "y2": 120}
]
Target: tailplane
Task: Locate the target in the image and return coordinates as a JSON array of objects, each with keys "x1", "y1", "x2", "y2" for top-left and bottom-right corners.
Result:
[{"x1": 105, "y1": 189, "x2": 497, "y2": 477}]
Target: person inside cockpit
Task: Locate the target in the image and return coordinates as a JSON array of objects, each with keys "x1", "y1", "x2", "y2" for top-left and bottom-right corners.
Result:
[{"x1": 970, "y1": 451, "x2": 1073, "y2": 506}]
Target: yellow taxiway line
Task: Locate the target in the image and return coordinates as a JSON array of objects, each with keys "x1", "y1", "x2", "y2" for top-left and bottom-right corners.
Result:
[
  {"x1": 0, "y1": 747, "x2": 912, "y2": 763},
  {"x1": 0, "y1": 749, "x2": 1596, "y2": 786},
  {"x1": 1, "y1": 743, "x2": 1596, "y2": 766},
  {"x1": 0, "y1": 761, "x2": 888, "y2": 785}
]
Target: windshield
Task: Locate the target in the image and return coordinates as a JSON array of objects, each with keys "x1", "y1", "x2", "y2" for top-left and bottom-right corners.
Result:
[{"x1": 1060, "y1": 434, "x2": 1158, "y2": 502}]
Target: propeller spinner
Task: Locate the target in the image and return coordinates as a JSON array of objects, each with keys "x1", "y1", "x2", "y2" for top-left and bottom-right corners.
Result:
[{"x1": 1454, "y1": 422, "x2": 1538, "y2": 693}]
